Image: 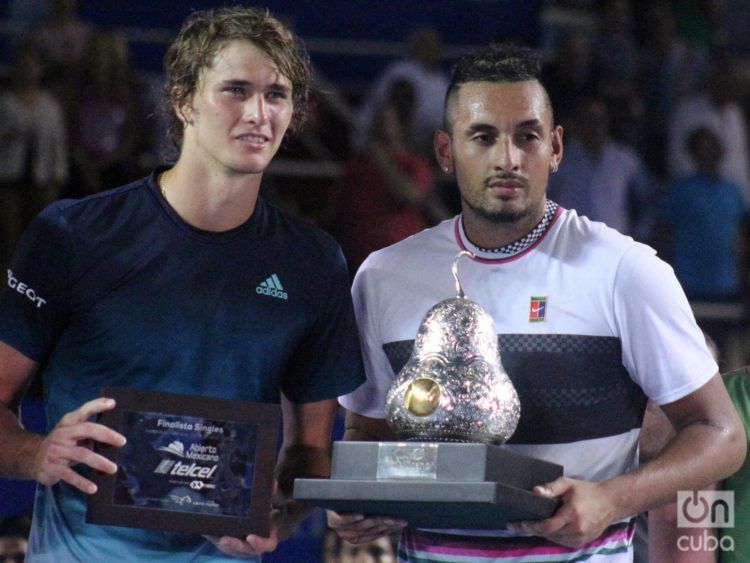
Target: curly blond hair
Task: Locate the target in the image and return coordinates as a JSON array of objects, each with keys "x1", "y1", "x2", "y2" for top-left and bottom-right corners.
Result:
[{"x1": 163, "y1": 6, "x2": 311, "y2": 151}]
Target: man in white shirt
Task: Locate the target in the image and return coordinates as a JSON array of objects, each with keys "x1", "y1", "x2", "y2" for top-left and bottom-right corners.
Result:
[{"x1": 330, "y1": 43, "x2": 745, "y2": 562}]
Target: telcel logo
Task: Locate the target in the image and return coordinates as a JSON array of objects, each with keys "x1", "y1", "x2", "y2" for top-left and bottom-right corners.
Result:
[
  {"x1": 154, "y1": 460, "x2": 217, "y2": 479},
  {"x1": 6, "y1": 270, "x2": 46, "y2": 308},
  {"x1": 677, "y1": 490, "x2": 734, "y2": 552}
]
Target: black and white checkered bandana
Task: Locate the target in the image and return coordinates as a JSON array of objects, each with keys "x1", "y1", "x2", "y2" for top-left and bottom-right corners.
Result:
[{"x1": 472, "y1": 199, "x2": 559, "y2": 257}]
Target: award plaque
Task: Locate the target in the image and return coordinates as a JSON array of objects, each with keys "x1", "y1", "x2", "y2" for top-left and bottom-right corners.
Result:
[
  {"x1": 86, "y1": 387, "x2": 281, "y2": 537},
  {"x1": 295, "y1": 252, "x2": 563, "y2": 528}
]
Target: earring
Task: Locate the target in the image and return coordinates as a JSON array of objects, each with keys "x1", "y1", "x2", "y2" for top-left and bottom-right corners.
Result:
[{"x1": 551, "y1": 161, "x2": 558, "y2": 173}]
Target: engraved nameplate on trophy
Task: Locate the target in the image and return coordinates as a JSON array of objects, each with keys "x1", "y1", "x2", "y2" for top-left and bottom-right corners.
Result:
[{"x1": 376, "y1": 443, "x2": 439, "y2": 480}]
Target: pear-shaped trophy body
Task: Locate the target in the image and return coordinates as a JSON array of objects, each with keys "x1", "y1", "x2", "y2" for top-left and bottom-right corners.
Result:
[
  {"x1": 294, "y1": 252, "x2": 563, "y2": 529},
  {"x1": 384, "y1": 252, "x2": 520, "y2": 444}
]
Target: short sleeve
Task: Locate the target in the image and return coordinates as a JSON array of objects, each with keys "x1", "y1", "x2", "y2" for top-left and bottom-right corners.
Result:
[
  {"x1": 0, "y1": 204, "x2": 75, "y2": 361},
  {"x1": 338, "y1": 257, "x2": 396, "y2": 419},
  {"x1": 281, "y1": 246, "x2": 365, "y2": 403},
  {"x1": 613, "y1": 245, "x2": 718, "y2": 405}
]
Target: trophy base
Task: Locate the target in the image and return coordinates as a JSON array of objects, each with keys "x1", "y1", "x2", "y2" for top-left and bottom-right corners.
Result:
[{"x1": 294, "y1": 442, "x2": 562, "y2": 529}]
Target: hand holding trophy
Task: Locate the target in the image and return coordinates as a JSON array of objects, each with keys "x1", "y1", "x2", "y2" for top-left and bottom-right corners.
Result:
[{"x1": 295, "y1": 252, "x2": 562, "y2": 529}]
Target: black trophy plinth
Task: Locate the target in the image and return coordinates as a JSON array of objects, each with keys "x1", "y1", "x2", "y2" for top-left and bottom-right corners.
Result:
[{"x1": 294, "y1": 441, "x2": 562, "y2": 529}]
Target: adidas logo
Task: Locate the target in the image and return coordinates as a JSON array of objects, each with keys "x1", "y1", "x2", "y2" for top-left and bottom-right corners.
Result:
[{"x1": 256, "y1": 274, "x2": 288, "y2": 300}]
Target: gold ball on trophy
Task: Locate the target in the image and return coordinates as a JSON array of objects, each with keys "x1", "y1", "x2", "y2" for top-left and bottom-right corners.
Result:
[{"x1": 403, "y1": 378, "x2": 441, "y2": 416}]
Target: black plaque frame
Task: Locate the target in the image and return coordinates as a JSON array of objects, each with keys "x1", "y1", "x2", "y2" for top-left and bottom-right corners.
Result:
[{"x1": 86, "y1": 387, "x2": 281, "y2": 537}]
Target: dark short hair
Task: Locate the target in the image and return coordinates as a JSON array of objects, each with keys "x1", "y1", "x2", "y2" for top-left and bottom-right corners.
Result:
[
  {"x1": 443, "y1": 43, "x2": 550, "y2": 130},
  {"x1": 163, "y1": 6, "x2": 312, "y2": 152}
]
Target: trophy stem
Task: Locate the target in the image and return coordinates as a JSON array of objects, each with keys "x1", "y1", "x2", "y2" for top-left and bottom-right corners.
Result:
[{"x1": 452, "y1": 251, "x2": 474, "y2": 299}]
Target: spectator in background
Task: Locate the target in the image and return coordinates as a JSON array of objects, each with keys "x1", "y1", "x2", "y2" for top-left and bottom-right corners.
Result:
[
  {"x1": 716, "y1": 0, "x2": 750, "y2": 55},
  {"x1": 542, "y1": 30, "x2": 596, "y2": 131},
  {"x1": 68, "y1": 30, "x2": 141, "y2": 195},
  {"x1": 638, "y1": 1, "x2": 707, "y2": 178},
  {"x1": 668, "y1": 56, "x2": 750, "y2": 203},
  {"x1": 548, "y1": 96, "x2": 654, "y2": 240},
  {"x1": 669, "y1": 0, "x2": 720, "y2": 54},
  {"x1": 28, "y1": 0, "x2": 93, "y2": 99},
  {"x1": 334, "y1": 80, "x2": 448, "y2": 275},
  {"x1": 354, "y1": 27, "x2": 449, "y2": 157},
  {"x1": 591, "y1": 0, "x2": 644, "y2": 145},
  {"x1": 0, "y1": 514, "x2": 31, "y2": 563},
  {"x1": 593, "y1": 0, "x2": 638, "y2": 96},
  {"x1": 0, "y1": 43, "x2": 68, "y2": 269},
  {"x1": 661, "y1": 127, "x2": 747, "y2": 301}
]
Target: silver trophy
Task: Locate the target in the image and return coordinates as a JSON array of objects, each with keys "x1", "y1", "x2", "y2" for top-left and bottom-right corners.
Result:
[
  {"x1": 294, "y1": 252, "x2": 562, "y2": 528},
  {"x1": 384, "y1": 251, "x2": 520, "y2": 444}
]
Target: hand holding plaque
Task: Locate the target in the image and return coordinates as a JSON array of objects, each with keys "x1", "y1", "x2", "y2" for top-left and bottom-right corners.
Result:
[
  {"x1": 295, "y1": 252, "x2": 563, "y2": 529},
  {"x1": 87, "y1": 388, "x2": 281, "y2": 537}
]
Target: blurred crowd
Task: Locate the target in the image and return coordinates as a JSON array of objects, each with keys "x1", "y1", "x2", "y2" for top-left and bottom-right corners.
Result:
[
  {"x1": 2, "y1": 0, "x2": 749, "y2": 313},
  {"x1": 2, "y1": 0, "x2": 750, "y2": 304},
  {"x1": 544, "y1": 0, "x2": 750, "y2": 310},
  {"x1": 0, "y1": 0, "x2": 160, "y2": 269},
  {"x1": 276, "y1": 0, "x2": 750, "y2": 315}
]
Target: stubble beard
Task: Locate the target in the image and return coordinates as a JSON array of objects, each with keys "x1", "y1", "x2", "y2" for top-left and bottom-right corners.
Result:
[{"x1": 462, "y1": 196, "x2": 531, "y2": 224}]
